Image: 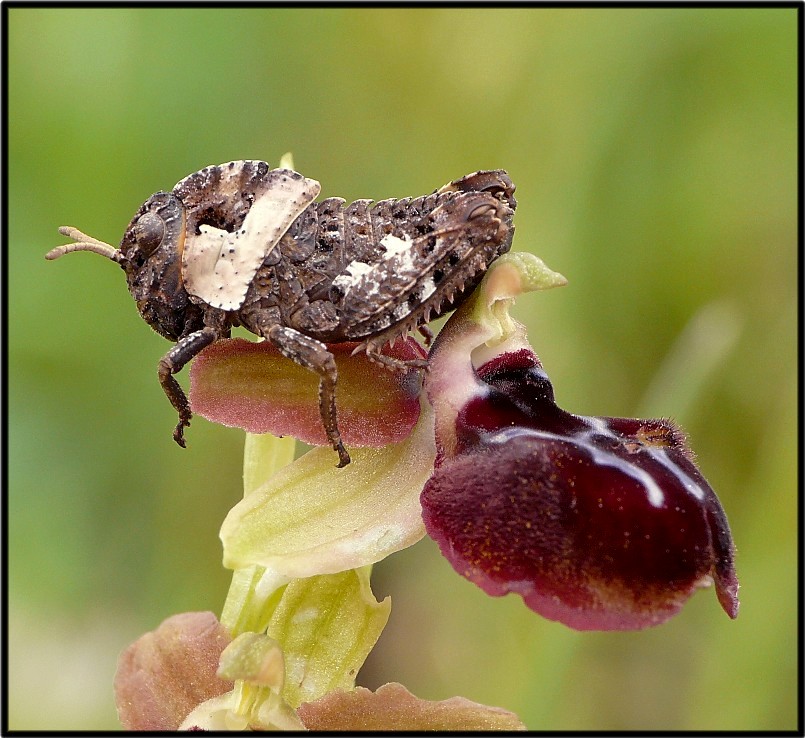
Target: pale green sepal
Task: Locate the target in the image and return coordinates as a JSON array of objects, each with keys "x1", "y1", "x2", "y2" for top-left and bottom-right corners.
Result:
[
  {"x1": 220, "y1": 402, "x2": 434, "y2": 576},
  {"x1": 266, "y1": 567, "x2": 391, "y2": 709},
  {"x1": 220, "y1": 566, "x2": 290, "y2": 637}
]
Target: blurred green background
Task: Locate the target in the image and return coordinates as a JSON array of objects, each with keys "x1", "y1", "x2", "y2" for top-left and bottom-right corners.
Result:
[{"x1": 8, "y1": 7, "x2": 798, "y2": 731}]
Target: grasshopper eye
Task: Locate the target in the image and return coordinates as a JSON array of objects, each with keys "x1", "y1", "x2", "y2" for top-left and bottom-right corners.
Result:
[{"x1": 133, "y1": 212, "x2": 165, "y2": 256}]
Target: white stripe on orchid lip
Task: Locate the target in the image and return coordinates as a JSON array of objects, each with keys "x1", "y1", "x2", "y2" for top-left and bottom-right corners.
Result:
[
  {"x1": 582, "y1": 416, "x2": 705, "y2": 502},
  {"x1": 575, "y1": 417, "x2": 665, "y2": 507},
  {"x1": 582, "y1": 435, "x2": 665, "y2": 508},
  {"x1": 650, "y1": 448, "x2": 705, "y2": 500},
  {"x1": 487, "y1": 421, "x2": 667, "y2": 508}
]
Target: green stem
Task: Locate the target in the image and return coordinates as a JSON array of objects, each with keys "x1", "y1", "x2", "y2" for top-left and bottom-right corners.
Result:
[{"x1": 220, "y1": 433, "x2": 297, "y2": 636}]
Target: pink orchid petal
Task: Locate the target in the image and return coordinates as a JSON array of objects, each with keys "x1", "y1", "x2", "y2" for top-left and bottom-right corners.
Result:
[
  {"x1": 189, "y1": 337, "x2": 425, "y2": 446},
  {"x1": 114, "y1": 612, "x2": 232, "y2": 731},
  {"x1": 297, "y1": 682, "x2": 526, "y2": 731}
]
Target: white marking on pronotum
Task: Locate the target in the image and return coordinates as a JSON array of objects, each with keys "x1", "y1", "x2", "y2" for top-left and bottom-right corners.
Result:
[
  {"x1": 391, "y1": 302, "x2": 410, "y2": 321},
  {"x1": 331, "y1": 260, "x2": 384, "y2": 305},
  {"x1": 381, "y1": 233, "x2": 411, "y2": 256},
  {"x1": 182, "y1": 167, "x2": 321, "y2": 311},
  {"x1": 333, "y1": 234, "x2": 418, "y2": 299}
]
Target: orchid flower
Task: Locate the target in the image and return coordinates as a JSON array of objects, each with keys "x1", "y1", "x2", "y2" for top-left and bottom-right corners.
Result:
[{"x1": 114, "y1": 248, "x2": 737, "y2": 730}]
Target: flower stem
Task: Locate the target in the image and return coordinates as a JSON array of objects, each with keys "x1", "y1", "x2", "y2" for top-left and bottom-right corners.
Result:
[{"x1": 220, "y1": 433, "x2": 297, "y2": 635}]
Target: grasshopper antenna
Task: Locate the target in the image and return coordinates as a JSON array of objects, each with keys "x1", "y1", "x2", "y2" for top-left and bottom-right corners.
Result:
[{"x1": 46, "y1": 226, "x2": 122, "y2": 263}]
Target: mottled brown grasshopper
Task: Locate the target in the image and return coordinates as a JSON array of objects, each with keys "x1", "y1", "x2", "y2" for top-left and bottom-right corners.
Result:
[{"x1": 47, "y1": 161, "x2": 517, "y2": 466}]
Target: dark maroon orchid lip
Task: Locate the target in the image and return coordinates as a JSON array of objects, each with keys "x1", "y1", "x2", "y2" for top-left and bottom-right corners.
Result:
[{"x1": 422, "y1": 342, "x2": 739, "y2": 630}]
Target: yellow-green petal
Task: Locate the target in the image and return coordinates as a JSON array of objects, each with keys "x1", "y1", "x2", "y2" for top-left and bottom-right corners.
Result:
[
  {"x1": 218, "y1": 633, "x2": 286, "y2": 689},
  {"x1": 220, "y1": 401, "x2": 434, "y2": 576}
]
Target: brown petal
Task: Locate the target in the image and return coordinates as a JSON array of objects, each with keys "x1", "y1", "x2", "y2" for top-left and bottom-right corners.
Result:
[
  {"x1": 297, "y1": 682, "x2": 526, "y2": 731},
  {"x1": 114, "y1": 611, "x2": 233, "y2": 731}
]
